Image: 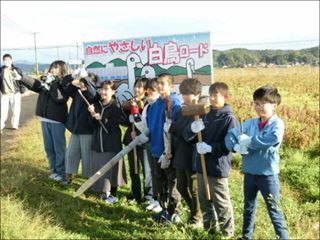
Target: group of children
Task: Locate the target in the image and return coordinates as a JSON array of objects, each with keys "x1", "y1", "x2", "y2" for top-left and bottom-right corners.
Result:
[{"x1": 20, "y1": 60, "x2": 288, "y2": 239}]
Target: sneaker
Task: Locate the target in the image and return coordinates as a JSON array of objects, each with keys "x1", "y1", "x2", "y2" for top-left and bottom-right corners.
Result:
[
  {"x1": 146, "y1": 200, "x2": 161, "y2": 210},
  {"x1": 49, "y1": 173, "x2": 58, "y2": 180},
  {"x1": 105, "y1": 195, "x2": 118, "y2": 204},
  {"x1": 152, "y1": 204, "x2": 163, "y2": 213},
  {"x1": 53, "y1": 175, "x2": 64, "y2": 182},
  {"x1": 153, "y1": 209, "x2": 171, "y2": 224},
  {"x1": 146, "y1": 199, "x2": 156, "y2": 210},
  {"x1": 100, "y1": 193, "x2": 108, "y2": 200},
  {"x1": 171, "y1": 213, "x2": 180, "y2": 224}
]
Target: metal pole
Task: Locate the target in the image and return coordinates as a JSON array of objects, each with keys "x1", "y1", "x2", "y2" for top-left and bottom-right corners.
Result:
[{"x1": 33, "y1": 32, "x2": 39, "y2": 76}]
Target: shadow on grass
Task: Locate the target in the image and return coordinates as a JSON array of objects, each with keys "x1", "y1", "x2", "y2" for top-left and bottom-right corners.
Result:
[{"x1": 1, "y1": 161, "x2": 163, "y2": 239}]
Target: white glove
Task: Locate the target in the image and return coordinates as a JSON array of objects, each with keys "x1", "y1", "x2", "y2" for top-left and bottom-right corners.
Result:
[
  {"x1": 72, "y1": 67, "x2": 88, "y2": 79},
  {"x1": 72, "y1": 67, "x2": 82, "y2": 78},
  {"x1": 191, "y1": 119, "x2": 205, "y2": 133},
  {"x1": 196, "y1": 142, "x2": 212, "y2": 155},
  {"x1": 13, "y1": 70, "x2": 22, "y2": 80},
  {"x1": 41, "y1": 83, "x2": 50, "y2": 91},
  {"x1": 158, "y1": 154, "x2": 171, "y2": 169},
  {"x1": 163, "y1": 119, "x2": 172, "y2": 133},
  {"x1": 233, "y1": 143, "x2": 249, "y2": 155},
  {"x1": 239, "y1": 134, "x2": 252, "y2": 147},
  {"x1": 80, "y1": 68, "x2": 88, "y2": 78},
  {"x1": 129, "y1": 114, "x2": 134, "y2": 123},
  {"x1": 137, "y1": 133, "x2": 149, "y2": 145}
]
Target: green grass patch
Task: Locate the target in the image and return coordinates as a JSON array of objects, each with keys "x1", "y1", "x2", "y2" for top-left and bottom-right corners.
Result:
[{"x1": 1, "y1": 118, "x2": 319, "y2": 239}]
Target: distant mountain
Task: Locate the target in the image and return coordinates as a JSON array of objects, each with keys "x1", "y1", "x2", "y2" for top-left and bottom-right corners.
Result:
[
  {"x1": 14, "y1": 63, "x2": 50, "y2": 73},
  {"x1": 212, "y1": 46, "x2": 319, "y2": 67}
]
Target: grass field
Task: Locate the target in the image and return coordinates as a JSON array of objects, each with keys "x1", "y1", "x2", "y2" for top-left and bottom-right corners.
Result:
[{"x1": 1, "y1": 66, "x2": 319, "y2": 239}]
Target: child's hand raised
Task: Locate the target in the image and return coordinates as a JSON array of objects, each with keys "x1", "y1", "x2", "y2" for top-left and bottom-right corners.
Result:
[{"x1": 88, "y1": 105, "x2": 95, "y2": 114}]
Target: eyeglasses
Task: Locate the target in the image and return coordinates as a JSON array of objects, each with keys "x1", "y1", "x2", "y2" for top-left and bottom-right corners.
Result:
[{"x1": 252, "y1": 101, "x2": 270, "y2": 108}]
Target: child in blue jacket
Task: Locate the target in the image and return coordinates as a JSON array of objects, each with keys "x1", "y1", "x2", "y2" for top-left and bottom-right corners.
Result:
[
  {"x1": 146, "y1": 73, "x2": 181, "y2": 224},
  {"x1": 225, "y1": 85, "x2": 288, "y2": 240}
]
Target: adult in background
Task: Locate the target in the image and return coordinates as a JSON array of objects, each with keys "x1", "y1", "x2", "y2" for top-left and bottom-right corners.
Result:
[
  {"x1": 0, "y1": 53, "x2": 27, "y2": 133},
  {"x1": 21, "y1": 60, "x2": 70, "y2": 183}
]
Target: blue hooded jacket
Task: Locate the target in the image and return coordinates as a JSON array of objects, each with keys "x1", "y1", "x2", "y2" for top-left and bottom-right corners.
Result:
[
  {"x1": 225, "y1": 115, "x2": 284, "y2": 175},
  {"x1": 146, "y1": 93, "x2": 181, "y2": 158}
]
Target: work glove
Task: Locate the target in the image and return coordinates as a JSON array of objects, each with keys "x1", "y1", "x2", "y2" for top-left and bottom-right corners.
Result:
[
  {"x1": 40, "y1": 83, "x2": 50, "y2": 91},
  {"x1": 12, "y1": 70, "x2": 22, "y2": 80},
  {"x1": 72, "y1": 67, "x2": 88, "y2": 79},
  {"x1": 196, "y1": 142, "x2": 212, "y2": 155},
  {"x1": 158, "y1": 154, "x2": 171, "y2": 169},
  {"x1": 137, "y1": 133, "x2": 149, "y2": 145},
  {"x1": 238, "y1": 134, "x2": 252, "y2": 147},
  {"x1": 163, "y1": 119, "x2": 172, "y2": 133},
  {"x1": 233, "y1": 143, "x2": 249, "y2": 155},
  {"x1": 129, "y1": 114, "x2": 134, "y2": 123},
  {"x1": 191, "y1": 119, "x2": 205, "y2": 133}
]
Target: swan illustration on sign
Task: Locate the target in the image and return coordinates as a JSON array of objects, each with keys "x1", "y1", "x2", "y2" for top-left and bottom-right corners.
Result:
[
  {"x1": 186, "y1": 58, "x2": 195, "y2": 78},
  {"x1": 114, "y1": 53, "x2": 143, "y2": 104},
  {"x1": 141, "y1": 65, "x2": 156, "y2": 78}
]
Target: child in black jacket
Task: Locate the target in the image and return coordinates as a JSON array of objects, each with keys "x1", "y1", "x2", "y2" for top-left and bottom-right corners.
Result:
[
  {"x1": 186, "y1": 82, "x2": 237, "y2": 237},
  {"x1": 88, "y1": 80, "x2": 127, "y2": 204},
  {"x1": 169, "y1": 78, "x2": 203, "y2": 227}
]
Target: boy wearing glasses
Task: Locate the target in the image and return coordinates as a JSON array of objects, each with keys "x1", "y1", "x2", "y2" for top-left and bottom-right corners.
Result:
[{"x1": 225, "y1": 85, "x2": 288, "y2": 240}]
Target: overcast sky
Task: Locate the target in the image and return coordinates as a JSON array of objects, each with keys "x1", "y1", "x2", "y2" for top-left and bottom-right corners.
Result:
[{"x1": 1, "y1": 1, "x2": 319, "y2": 62}]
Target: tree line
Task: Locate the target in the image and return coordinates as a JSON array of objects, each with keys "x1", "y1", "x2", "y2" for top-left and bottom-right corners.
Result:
[{"x1": 212, "y1": 46, "x2": 319, "y2": 68}]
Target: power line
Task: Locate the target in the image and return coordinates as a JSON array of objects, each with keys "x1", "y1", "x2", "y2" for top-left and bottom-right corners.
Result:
[{"x1": 1, "y1": 14, "x2": 33, "y2": 35}]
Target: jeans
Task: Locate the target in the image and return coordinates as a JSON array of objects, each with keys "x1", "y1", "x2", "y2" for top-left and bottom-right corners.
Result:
[
  {"x1": 243, "y1": 174, "x2": 288, "y2": 240},
  {"x1": 197, "y1": 174, "x2": 234, "y2": 237},
  {"x1": 41, "y1": 121, "x2": 66, "y2": 178}
]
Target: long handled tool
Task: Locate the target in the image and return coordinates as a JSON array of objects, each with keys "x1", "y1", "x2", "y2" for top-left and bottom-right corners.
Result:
[
  {"x1": 73, "y1": 130, "x2": 149, "y2": 197},
  {"x1": 77, "y1": 89, "x2": 109, "y2": 134},
  {"x1": 182, "y1": 103, "x2": 211, "y2": 200}
]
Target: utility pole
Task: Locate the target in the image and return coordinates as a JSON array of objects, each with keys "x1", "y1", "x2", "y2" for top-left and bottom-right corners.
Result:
[{"x1": 33, "y1": 32, "x2": 39, "y2": 76}]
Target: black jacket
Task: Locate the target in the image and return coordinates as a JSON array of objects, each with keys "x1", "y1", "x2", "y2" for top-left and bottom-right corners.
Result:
[
  {"x1": 61, "y1": 77, "x2": 99, "y2": 134},
  {"x1": 185, "y1": 104, "x2": 237, "y2": 178},
  {"x1": 91, "y1": 99, "x2": 125, "y2": 153},
  {"x1": 0, "y1": 65, "x2": 27, "y2": 94},
  {"x1": 21, "y1": 75, "x2": 70, "y2": 123},
  {"x1": 170, "y1": 108, "x2": 195, "y2": 171}
]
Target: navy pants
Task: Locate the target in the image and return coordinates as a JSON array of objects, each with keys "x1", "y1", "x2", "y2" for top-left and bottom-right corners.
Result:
[{"x1": 243, "y1": 174, "x2": 288, "y2": 239}]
